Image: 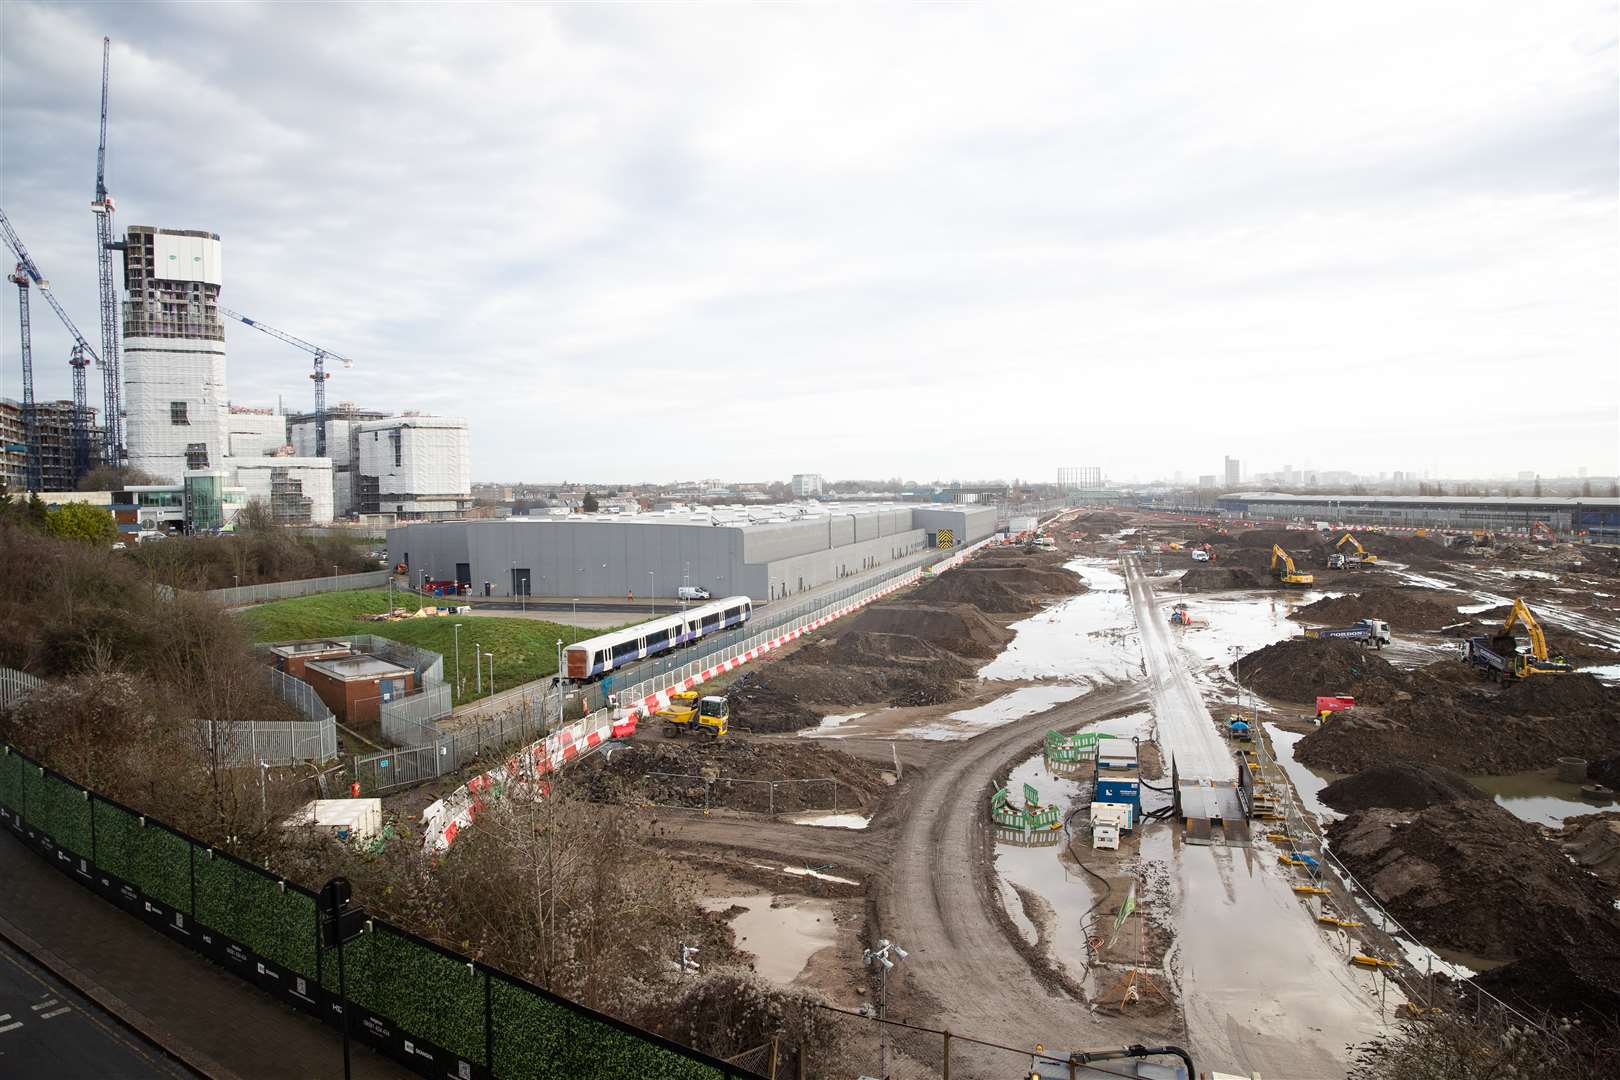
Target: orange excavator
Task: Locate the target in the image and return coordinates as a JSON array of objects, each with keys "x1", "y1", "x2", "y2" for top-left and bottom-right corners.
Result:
[{"x1": 1270, "y1": 545, "x2": 1314, "y2": 586}]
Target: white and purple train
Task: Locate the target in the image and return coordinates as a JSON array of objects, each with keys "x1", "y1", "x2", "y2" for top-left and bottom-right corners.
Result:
[{"x1": 563, "y1": 596, "x2": 754, "y2": 681}]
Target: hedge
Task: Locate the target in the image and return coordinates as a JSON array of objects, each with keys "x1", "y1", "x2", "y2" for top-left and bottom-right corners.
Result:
[
  {"x1": 195, "y1": 852, "x2": 317, "y2": 979},
  {"x1": 0, "y1": 752, "x2": 22, "y2": 818},
  {"x1": 24, "y1": 767, "x2": 92, "y2": 859},
  {"x1": 339, "y1": 925, "x2": 486, "y2": 1066}
]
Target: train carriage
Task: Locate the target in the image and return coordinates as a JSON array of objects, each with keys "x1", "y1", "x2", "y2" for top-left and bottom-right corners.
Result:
[{"x1": 563, "y1": 596, "x2": 753, "y2": 681}]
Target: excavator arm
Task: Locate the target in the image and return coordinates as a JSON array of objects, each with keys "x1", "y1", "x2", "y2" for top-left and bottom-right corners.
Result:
[{"x1": 1500, "y1": 598, "x2": 1551, "y2": 661}]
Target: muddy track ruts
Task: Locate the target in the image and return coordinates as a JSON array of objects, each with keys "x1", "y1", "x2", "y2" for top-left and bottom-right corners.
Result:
[{"x1": 876, "y1": 681, "x2": 1152, "y2": 1077}]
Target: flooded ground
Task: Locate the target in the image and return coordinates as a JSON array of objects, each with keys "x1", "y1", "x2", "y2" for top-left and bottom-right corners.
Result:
[
  {"x1": 701, "y1": 893, "x2": 838, "y2": 985},
  {"x1": 782, "y1": 811, "x2": 871, "y2": 829},
  {"x1": 978, "y1": 559, "x2": 1140, "y2": 683},
  {"x1": 899, "y1": 683, "x2": 1088, "y2": 740}
]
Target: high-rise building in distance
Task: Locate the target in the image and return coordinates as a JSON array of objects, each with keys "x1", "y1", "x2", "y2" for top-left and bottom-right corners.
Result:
[
  {"x1": 1058, "y1": 466, "x2": 1103, "y2": 490},
  {"x1": 1224, "y1": 456, "x2": 1241, "y2": 488},
  {"x1": 121, "y1": 226, "x2": 228, "y2": 480}
]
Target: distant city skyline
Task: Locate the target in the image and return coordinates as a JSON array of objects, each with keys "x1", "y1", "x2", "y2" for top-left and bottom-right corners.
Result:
[{"x1": 2, "y1": 3, "x2": 1614, "y2": 482}]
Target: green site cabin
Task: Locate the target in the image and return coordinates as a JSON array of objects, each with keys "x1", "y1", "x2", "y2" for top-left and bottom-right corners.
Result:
[{"x1": 237, "y1": 588, "x2": 618, "y2": 705}]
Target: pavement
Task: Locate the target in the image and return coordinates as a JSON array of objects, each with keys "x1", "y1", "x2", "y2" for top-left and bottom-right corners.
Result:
[
  {"x1": 0, "y1": 830, "x2": 410, "y2": 1080},
  {"x1": 1120, "y1": 555, "x2": 1237, "y2": 782}
]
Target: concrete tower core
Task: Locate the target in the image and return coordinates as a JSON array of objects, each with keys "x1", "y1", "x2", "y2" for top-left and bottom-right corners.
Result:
[{"x1": 122, "y1": 226, "x2": 227, "y2": 481}]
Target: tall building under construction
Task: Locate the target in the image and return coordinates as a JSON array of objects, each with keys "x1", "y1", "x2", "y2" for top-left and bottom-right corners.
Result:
[{"x1": 121, "y1": 226, "x2": 228, "y2": 481}]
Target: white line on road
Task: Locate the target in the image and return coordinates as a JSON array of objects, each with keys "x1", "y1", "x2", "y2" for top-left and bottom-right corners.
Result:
[
  {"x1": 40, "y1": 1006, "x2": 70, "y2": 1020},
  {"x1": 0, "y1": 1020, "x2": 22, "y2": 1034},
  {"x1": 31, "y1": 998, "x2": 58, "y2": 1011}
]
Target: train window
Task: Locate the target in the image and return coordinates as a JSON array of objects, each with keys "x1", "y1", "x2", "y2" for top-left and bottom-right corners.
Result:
[
  {"x1": 703, "y1": 612, "x2": 720, "y2": 629},
  {"x1": 647, "y1": 628, "x2": 669, "y2": 650}
]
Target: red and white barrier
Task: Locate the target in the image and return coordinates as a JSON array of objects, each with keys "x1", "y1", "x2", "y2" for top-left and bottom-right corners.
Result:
[{"x1": 420, "y1": 537, "x2": 997, "y2": 852}]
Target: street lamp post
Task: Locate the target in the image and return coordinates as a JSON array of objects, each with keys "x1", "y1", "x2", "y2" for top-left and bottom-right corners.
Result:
[
  {"x1": 649, "y1": 570, "x2": 656, "y2": 615},
  {"x1": 453, "y1": 623, "x2": 463, "y2": 701},
  {"x1": 555, "y1": 638, "x2": 564, "y2": 727},
  {"x1": 475, "y1": 643, "x2": 482, "y2": 695},
  {"x1": 863, "y1": 938, "x2": 908, "y2": 1079},
  {"x1": 487, "y1": 652, "x2": 495, "y2": 697}
]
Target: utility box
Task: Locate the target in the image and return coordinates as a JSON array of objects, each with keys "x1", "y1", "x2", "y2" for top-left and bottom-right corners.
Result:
[
  {"x1": 1092, "y1": 801, "x2": 1135, "y2": 832},
  {"x1": 1095, "y1": 775, "x2": 1141, "y2": 812},
  {"x1": 1092, "y1": 824, "x2": 1120, "y2": 851}
]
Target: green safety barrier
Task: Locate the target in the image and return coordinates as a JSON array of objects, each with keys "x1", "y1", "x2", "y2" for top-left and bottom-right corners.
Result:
[
  {"x1": 1043, "y1": 729, "x2": 1120, "y2": 763},
  {"x1": 989, "y1": 783, "x2": 1061, "y2": 833},
  {"x1": 0, "y1": 744, "x2": 753, "y2": 1080}
]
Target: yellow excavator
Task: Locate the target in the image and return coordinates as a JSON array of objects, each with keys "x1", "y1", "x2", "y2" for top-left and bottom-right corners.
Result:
[
  {"x1": 1462, "y1": 598, "x2": 1573, "y2": 681},
  {"x1": 659, "y1": 691, "x2": 731, "y2": 738},
  {"x1": 1331, "y1": 533, "x2": 1378, "y2": 568},
  {"x1": 1270, "y1": 544, "x2": 1315, "y2": 586}
]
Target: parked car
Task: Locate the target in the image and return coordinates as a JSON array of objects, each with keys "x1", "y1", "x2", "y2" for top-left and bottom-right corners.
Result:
[{"x1": 676, "y1": 585, "x2": 712, "y2": 600}]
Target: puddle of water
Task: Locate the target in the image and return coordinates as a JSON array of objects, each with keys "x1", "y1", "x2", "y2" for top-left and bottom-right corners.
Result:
[
  {"x1": 993, "y1": 749, "x2": 1098, "y2": 981},
  {"x1": 797, "y1": 712, "x2": 865, "y2": 737},
  {"x1": 749, "y1": 863, "x2": 861, "y2": 885},
  {"x1": 899, "y1": 683, "x2": 1088, "y2": 740},
  {"x1": 1483, "y1": 568, "x2": 1559, "y2": 581},
  {"x1": 1150, "y1": 828, "x2": 1391, "y2": 1072},
  {"x1": 702, "y1": 894, "x2": 838, "y2": 984},
  {"x1": 1468, "y1": 769, "x2": 1620, "y2": 826},
  {"x1": 978, "y1": 558, "x2": 1141, "y2": 682},
  {"x1": 784, "y1": 811, "x2": 870, "y2": 830},
  {"x1": 1264, "y1": 723, "x2": 1345, "y2": 823},
  {"x1": 1580, "y1": 663, "x2": 1620, "y2": 684}
]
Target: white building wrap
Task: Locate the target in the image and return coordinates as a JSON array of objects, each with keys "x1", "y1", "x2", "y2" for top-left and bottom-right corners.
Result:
[
  {"x1": 226, "y1": 411, "x2": 287, "y2": 459},
  {"x1": 355, "y1": 417, "x2": 470, "y2": 515},
  {"x1": 124, "y1": 336, "x2": 229, "y2": 481},
  {"x1": 231, "y1": 457, "x2": 335, "y2": 525}
]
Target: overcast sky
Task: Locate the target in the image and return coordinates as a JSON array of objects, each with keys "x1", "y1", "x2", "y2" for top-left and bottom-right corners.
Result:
[{"x1": 2, "y1": 2, "x2": 1616, "y2": 484}]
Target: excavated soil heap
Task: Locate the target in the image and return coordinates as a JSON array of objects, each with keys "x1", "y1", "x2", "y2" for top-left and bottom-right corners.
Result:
[
  {"x1": 1327, "y1": 801, "x2": 1620, "y2": 1019},
  {"x1": 828, "y1": 631, "x2": 975, "y2": 675},
  {"x1": 1561, "y1": 812, "x2": 1620, "y2": 884},
  {"x1": 909, "y1": 572, "x2": 1042, "y2": 614},
  {"x1": 1318, "y1": 763, "x2": 1487, "y2": 812},
  {"x1": 1290, "y1": 587, "x2": 1465, "y2": 631},
  {"x1": 577, "y1": 737, "x2": 888, "y2": 813},
  {"x1": 1231, "y1": 637, "x2": 1407, "y2": 704},
  {"x1": 1296, "y1": 669, "x2": 1620, "y2": 774},
  {"x1": 841, "y1": 602, "x2": 1012, "y2": 659},
  {"x1": 1179, "y1": 566, "x2": 1265, "y2": 592}
]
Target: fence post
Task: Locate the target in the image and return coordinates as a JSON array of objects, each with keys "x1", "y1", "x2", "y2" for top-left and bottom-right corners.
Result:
[
  {"x1": 942, "y1": 1029, "x2": 950, "y2": 1080},
  {"x1": 483, "y1": 969, "x2": 494, "y2": 1071}
]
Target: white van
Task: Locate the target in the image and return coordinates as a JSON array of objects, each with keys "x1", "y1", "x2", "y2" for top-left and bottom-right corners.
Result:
[{"x1": 676, "y1": 586, "x2": 711, "y2": 600}]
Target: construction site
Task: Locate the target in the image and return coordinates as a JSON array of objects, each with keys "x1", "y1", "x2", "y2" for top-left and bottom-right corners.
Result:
[{"x1": 397, "y1": 506, "x2": 1618, "y2": 1077}]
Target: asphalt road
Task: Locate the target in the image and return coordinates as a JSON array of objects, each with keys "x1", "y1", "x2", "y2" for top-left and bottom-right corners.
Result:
[
  {"x1": 0, "y1": 935, "x2": 194, "y2": 1080},
  {"x1": 1121, "y1": 555, "x2": 1236, "y2": 782}
]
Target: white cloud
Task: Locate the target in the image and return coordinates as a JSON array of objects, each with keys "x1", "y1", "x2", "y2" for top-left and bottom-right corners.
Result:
[{"x1": 2, "y1": 0, "x2": 1614, "y2": 483}]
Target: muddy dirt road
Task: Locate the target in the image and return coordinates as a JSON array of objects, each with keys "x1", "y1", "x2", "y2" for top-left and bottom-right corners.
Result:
[
  {"x1": 877, "y1": 682, "x2": 1154, "y2": 1076},
  {"x1": 1122, "y1": 555, "x2": 1235, "y2": 781}
]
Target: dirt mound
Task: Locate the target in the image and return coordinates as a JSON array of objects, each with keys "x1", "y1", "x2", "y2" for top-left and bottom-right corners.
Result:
[
  {"x1": 1234, "y1": 528, "x2": 1330, "y2": 559},
  {"x1": 1290, "y1": 587, "x2": 1465, "y2": 632},
  {"x1": 1179, "y1": 566, "x2": 1265, "y2": 592},
  {"x1": 1231, "y1": 637, "x2": 1407, "y2": 704},
  {"x1": 1318, "y1": 763, "x2": 1487, "y2": 812},
  {"x1": 956, "y1": 562, "x2": 1082, "y2": 593},
  {"x1": 1294, "y1": 667, "x2": 1620, "y2": 774},
  {"x1": 843, "y1": 601, "x2": 1012, "y2": 659},
  {"x1": 1471, "y1": 952, "x2": 1620, "y2": 1024},
  {"x1": 911, "y1": 572, "x2": 1042, "y2": 614},
  {"x1": 728, "y1": 656, "x2": 965, "y2": 731},
  {"x1": 578, "y1": 737, "x2": 889, "y2": 815},
  {"x1": 829, "y1": 632, "x2": 975, "y2": 676},
  {"x1": 1561, "y1": 812, "x2": 1620, "y2": 885},
  {"x1": 1075, "y1": 512, "x2": 1126, "y2": 527},
  {"x1": 1327, "y1": 801, "x2": 1620, "y2": 1019}
]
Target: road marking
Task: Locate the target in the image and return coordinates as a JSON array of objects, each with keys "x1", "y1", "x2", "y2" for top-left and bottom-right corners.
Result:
[
  {"x1": 40, "y1": 1006, "x2": 71, "y2": 1020},
  {"x1": 0, "y1": 1020, "x2": 22, "y2": 1034},
  {"x1": 0, "y1": 1013, "x2": 9, "y2": 1022},
  {"x1": 31, "y1": 997, "x2": 59, "y2": 1010}
]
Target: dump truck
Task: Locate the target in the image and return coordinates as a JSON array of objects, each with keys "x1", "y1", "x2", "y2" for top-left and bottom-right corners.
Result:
[
  {"x1": 660, "y1": 693, "x2": 730, "y2": 737},
  {"x1": 1463, "y1": 598, "x2": 1572, "y2": 681},
  {"x1": 1334, "y1": 533, "x2": 1378, "y2": 566},
  {"x1": 1303, "y1": 618, "x2": 1391, "y2": 648}
]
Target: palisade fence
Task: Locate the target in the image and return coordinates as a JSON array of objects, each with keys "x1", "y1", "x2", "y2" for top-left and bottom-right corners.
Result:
[
  {"x1": 203, "y1": 718, "x2": 338, "y2": 768},
  {"x1": 204, "y1": 569, "x2": 393, "y2": 606},
  {"x1": 0, "y1": 744, "x2": 760, "y2": 1080},
  {"x1": 0, "y1": 667, "x2": 43, "y2": 710}
]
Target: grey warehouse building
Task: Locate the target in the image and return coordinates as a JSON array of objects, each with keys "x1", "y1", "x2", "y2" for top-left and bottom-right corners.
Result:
[
  {"x1": 387, "y1": 503, "x2": 997, "y2": 602},
  {"x1": 1215, "y1": 492, "x2": 1620, "y2": 541}
]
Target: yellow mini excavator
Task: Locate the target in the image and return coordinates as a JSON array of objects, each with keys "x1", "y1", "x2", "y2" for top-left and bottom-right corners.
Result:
[
  {"x1": 1462, "y1": 598, "x2": 1573, "y2": 681},
  {"x1": 1270, "y1": 544, "x2": 1315, "y2": 587}
]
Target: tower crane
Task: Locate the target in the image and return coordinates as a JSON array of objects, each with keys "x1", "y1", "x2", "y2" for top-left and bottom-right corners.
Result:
[
  {"x1": 218, "y1": 307, "x2": 352, "y2": 456},
  {"x1": 6, "y1": 263, "x2": 40, "y2": 491},
  {"x1": 91, "y1": 36, "x2": 125, "y2": 462},
  {"x1": 69, "y1": 344, "x2": 91, "y2": 480},
  {"x1": 1, "y1": 206, "x2": 104, "y2": 484}
]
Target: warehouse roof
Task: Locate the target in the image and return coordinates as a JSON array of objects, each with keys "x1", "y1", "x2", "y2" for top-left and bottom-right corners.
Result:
[
  {"x1": 492, "y1": 501, "x2": 980, "y2": 529},
  {"x1": 1219, "y1": 492, "x2": 1620, "y2": 508}
]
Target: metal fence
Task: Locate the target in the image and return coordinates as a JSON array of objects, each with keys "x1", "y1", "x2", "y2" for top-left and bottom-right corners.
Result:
[
  {"x1": 0, "y1": 667, "x2": 43, "y2": 710},
  {"x1": 355, "y1": 695, "x2": 555, "y2": 795},
  {"x1": 379, "y1": 683, "x2": 454, "y2": 738},
  {"x1": 204, "y1": 569, "x2": 392, "y2": 606},
  {"x1": 266, "y1": 665, "x2": 333, "y2": 724},
  {"x1": 201, "y1": 717, "x2": 338, "y2": 766}
]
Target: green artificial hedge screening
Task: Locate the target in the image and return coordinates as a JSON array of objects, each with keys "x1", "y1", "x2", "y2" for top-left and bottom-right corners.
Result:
[
  {"x1": 24, "y1": 767, "x2": 92, "y2": 858},
  {"x1": 0, "y1": 752, "x2": 23, "y2": 817},
  {"x1": 338, "y1": 925, "x2": 486, "y2": 1066},
  {"x1": 491, "y1": 976, "x2": 724, "y2": 1080},
  {"x1": 195, "y1": 853, "x2": 317, "y2": 979}
]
